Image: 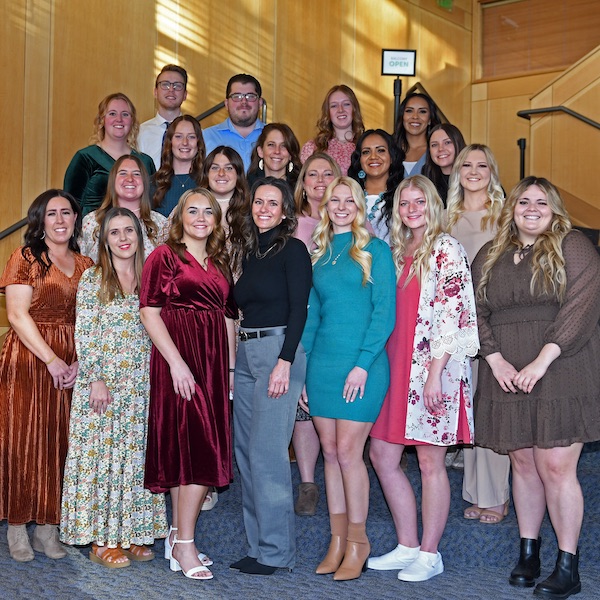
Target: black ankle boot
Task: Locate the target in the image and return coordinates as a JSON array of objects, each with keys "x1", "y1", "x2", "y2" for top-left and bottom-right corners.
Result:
[
  {"x1": 534, "y1": 548, "x2": 581, "y2": 599},
  {"x1": 509, "y1": 537, "x2": 541, "y2": 587}
]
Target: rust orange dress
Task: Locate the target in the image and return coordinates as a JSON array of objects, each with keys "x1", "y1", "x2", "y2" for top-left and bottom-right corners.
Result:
[{"x1": 0, "y1": 247, "x2": 93, "y2": 524}]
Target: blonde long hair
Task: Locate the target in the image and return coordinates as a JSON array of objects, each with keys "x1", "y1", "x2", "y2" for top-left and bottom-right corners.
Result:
[
  {"x1": 95, "y1": 207, "x2": 144, "y2": 303},
  {"x1": 446, "y1": 144, "x2": 504, "y2": 232},
  {"x1": 390, "y1": 175, "x2": 445, "y2": 286},
  {"x1": 311, "y1": 176, "x2": 372, "y2": 285},
  {"x1": 477, "y1": 176, "x2": 571, "y2": 303}
]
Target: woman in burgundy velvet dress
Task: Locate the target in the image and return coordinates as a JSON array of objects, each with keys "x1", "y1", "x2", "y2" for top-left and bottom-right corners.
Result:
[{"x1": 140, "y1": 188, "x2": 236, "y2": 580}]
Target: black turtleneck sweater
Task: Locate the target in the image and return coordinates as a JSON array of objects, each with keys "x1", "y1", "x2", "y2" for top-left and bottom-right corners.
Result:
[{"x1": 234, "y1": 226, "x2": 312, "y2": 363}]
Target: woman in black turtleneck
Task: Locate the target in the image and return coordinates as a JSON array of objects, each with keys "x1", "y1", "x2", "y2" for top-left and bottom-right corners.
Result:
[{"x1": 229, "y1": 176, "x2": 312, "y2": 575}]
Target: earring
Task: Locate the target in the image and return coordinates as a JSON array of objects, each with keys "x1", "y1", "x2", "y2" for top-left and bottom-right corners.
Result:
[
  {"x1": 288, "y1": 162, "x2": 294, "y2": 173},
  {"x1": 41, "y1": 231, "x2": 46, "y2": 240},
  {"x1": 358, "y1": 170, "x2": 366, "y2": 180},
  {"x1": 259, "y1": 158, "x2": 264, "y2": 171}
]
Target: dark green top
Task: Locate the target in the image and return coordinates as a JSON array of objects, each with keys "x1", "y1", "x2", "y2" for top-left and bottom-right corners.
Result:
[{"x1": 63, "y1": 145, "x2": 155, "y2": 216}]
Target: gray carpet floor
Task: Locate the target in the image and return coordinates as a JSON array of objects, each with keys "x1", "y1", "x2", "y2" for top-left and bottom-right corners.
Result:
[{"x1": 1, "y1": 448, "x2": 599, "y2": 600}]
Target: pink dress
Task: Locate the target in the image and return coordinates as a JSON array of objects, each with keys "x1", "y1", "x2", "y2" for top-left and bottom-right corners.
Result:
[{"x1": 300, "y1": 138, "x2": 355, "y2": 175}]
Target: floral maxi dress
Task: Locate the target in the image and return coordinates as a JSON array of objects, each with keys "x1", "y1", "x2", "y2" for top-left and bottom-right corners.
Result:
[{"x1": 60, "y1": 268, "x2": 168, "y2": 548}]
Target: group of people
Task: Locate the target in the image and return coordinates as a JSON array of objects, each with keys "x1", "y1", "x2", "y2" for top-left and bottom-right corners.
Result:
[{"x1": 0, "y1": 66, "x2": 598, "y2": 600}]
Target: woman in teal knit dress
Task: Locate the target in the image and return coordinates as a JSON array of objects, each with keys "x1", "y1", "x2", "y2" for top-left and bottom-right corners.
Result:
[{"x1": 301, "y1": 176, "x2": 396, "y2": 581}]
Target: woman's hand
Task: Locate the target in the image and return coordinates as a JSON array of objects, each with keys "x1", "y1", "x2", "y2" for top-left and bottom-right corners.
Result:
[
  {"x1": 513, "y1": 343, "x2": 561, "y2": 394},
  {"x1": 62, "y1": 361, "x2": 79, "y2": 389},
  {"x1": 229, "y1": 370, "x2": 235, "y2": 399},
  {"x1": 343, "y1": 367, "x2": 367, "y2": 403},
  {"x1": 47, "y1": 356, "x2": 73, "y2": 390},
  {"x1": 423, "y1": 372, "x2": 443, "y2": 413},
  {"x1": 485, "y1": 352, "x2": 518, "y2": 393},
  {"x1": 89, "y1": 380, "x2": 112, "y2": 414},
  {"x1": 170, "y1": 359, "x2": 196, "y2": 401},
  {"x1": 299, "y1": 385, "x2": 309, "y2": 413},
  {"x1": 268, "y1": 359, "x2": 291, "y2": 398}
]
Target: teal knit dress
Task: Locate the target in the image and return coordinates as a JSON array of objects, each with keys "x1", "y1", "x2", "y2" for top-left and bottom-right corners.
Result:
[{"x1": 302, "y1": 232, "x2": 396, "y2": 422}]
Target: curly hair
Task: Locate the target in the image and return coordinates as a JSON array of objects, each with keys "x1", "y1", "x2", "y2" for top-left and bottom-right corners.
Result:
[
  {"x1": 392, "y1": 93, "x2": 441, "y2": 157},
  {"x1": 22, "y1": 189, "x2": 82, "y2": 276},
  {"x1": 389, "y1": 175, "x2": 445, "y2": 286},
  {"x1": 313, "y1": 85, "x2": 365, "y2": 151},
  {"x1": 153, "y1": 115, "x2": 205, "y2": 209},
  {"x1": 229, "y1": 177, "x2": 297, "y2": 273},
  {"x1": 95, "y1": 207, "x2": 145, "y2": 303},
  {"x1": 94, "y1": 155, "x2": 158, "y2": 246},
  {"x1": 89, "y1": 93, "x2": 139, "y2": 149},
  {"x1": 446, "y1": 144, "x2": 504, "y2": 232},
  {"x1": 311, "y1": 176, "x2": 373, "y2": 286},
  {"x1": 247, "y1": 123, "x2": 302, "y2": 189},
  {"x1": 348, "y1": 129, "x2": 404, "y2": 232},
  {"x1": 293, "y1": 152, "x2": 341, "y2": 216},
  {"x1": 477, "y1": 176, "x2": 571, "y2": 304},
  {"x1": 166, "y1": 188, "x2": 232, "y2": 282}
]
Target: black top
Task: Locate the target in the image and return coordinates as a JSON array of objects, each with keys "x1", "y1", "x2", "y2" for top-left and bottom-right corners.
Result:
[{"x1": 234, "y1": 225, "x2": 312, "y2": 363}]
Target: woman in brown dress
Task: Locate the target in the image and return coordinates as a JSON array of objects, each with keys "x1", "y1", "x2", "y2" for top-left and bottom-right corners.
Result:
[
  {"x1": 472, "y1": 176, "x2": 600, "y2": 599},
  {"x1": 0, "y1": 190, "x2": 93, "y2": 561}
]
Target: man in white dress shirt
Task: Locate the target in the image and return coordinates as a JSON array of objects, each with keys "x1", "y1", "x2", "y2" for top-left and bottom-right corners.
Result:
[{"x1": 138, "y1": 64, "x2": 188, "y2": 169}]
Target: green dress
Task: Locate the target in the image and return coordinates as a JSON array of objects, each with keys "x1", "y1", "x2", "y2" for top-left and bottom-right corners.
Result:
[
  {"x1": 63, "y1": 145, "x2": 156, "y2": 216},
  {"x1": 60, "y1": 268, "x2": 167, "y2": 548},
  {"x1": 301, "y1": 232, "x2": 397, "y2": 422}
]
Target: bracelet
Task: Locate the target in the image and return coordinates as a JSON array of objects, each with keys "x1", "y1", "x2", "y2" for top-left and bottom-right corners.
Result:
[
  {"x1": 45, "y1": 355, "x2": 57, "y2": 365},
  {"x1": 229, "y1": 368, "x2": 235, "y2": 372}
]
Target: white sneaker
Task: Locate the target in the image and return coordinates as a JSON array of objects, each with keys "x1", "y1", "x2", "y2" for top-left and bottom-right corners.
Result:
[
  {"x1": 367, "y1": 544, "x2": 420, "y2": 570},
  {"x1": 397, "y1": 550, "x2": 444, "y2": 581}
]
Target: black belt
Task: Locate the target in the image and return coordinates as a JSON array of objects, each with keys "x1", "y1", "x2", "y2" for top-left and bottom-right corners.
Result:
[{"x1": 238, "y1": 327, "x2": 287, "y2": 342}]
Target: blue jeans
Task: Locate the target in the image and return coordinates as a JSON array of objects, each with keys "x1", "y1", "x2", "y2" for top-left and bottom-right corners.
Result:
[{"x1": 233, "y1": 333, "x2": 306, "y2": 569}]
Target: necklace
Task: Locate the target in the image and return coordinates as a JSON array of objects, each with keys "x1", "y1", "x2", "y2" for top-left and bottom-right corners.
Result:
[
  {"x1": 256, "y1": 244, "x2": 276, "y2": 259},
  {"x1": 517, "y1": 244, "x2": 534, "y2": 260},
  {"x1": 331, "y1": 242, "x2": 349, "y2": 265},
  {"x1": 175, "y1": 173, "x2": 193, "y2": 189},
  {"x1": 365, "y1": 191, "x2": 384, "y2": 223}
]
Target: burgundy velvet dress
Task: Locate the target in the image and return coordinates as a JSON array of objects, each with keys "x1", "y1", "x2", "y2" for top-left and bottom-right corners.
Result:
[{"x1": 140, "y1": 245, "x2": 236, "y2": 493}]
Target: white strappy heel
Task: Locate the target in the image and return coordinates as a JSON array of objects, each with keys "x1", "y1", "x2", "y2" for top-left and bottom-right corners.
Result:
[
  {"x1": 169, "y1": 537, "x2": 214, "y2": 580},
  {"x1": 164, "y1": 526, "x2": 213, "y2": 566}
]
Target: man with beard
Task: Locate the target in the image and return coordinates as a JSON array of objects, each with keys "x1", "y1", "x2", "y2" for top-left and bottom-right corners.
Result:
[{"x1": 203, "y1": 74, "x2": 265, "y2": 170}]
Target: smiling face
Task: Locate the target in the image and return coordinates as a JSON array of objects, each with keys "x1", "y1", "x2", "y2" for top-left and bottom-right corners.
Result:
[
  {"x1": 303, "y1": 158, "x2": 336, "y2": 204},
  {"x1": 106, "y1": 214, "x2": 139, "y2": 260},
  {"x1": 225, "y1": 82, "x2": 262, "y2": 128},
  {"x1": 402, "y1": 96, "x2": 431, "y2": 137},
  {"x1": 256, "y1": 129, "x2": 291, "y2": 177},
  {"x1": 171, "y1": 120, "x2": 199, "y2": 163},
  {"x1": 459, "y1": 149, "x2": 491, "y2": 195},
  {"x1": 154, "y1": 69, "x2": 187, "y2": 112},
  {"x1": 114, "y1": 158, "x2": 144, "y2": 205},
  {"x1": 513, "y1": 184, "x2": 553, "y2": 245},
  {"x1": 429, "y1": 129, "x2": 456, "y2": 174},
  {"x1": 359, "y1": 133, "x2": 391, "y2": 180},
  {"x1": 326, "y1": 184, "x2": 358, "y2": 233},
  {"x1": 207, "y1": 153, "x2": 238, "y2": 199},
  {"x1": 182, "y1": 193, "x2": 216, "y2": 243},
  {"x1": 328, "y1": 90, "x2": 353, "y2": 133},
  {"x1": 252, "y1": 185, "x2": 284, "y2": 233},
  {"x1": 102, "y1": 98, "x2": 133, "y2": 142},
  {"x1": 398, "y1": 185, "x2": 427, "y2": 237},
  {"x1": 44, "y1": 197, "x2": 77, "y2": 247}
]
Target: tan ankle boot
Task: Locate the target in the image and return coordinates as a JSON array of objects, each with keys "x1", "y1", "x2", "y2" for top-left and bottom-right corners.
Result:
[
  {"x1": 7, "y1": 524, "x2": 34, "y2": 562},
  {"x1": 315, "y1": 513, "x2": 347, "y2": 574},
  {"x1": 333, "y1": 521, "x2": 370, "y2": 581},
  {"x1": 32, "y1": 524, "x2": 67, "y2": 559}
]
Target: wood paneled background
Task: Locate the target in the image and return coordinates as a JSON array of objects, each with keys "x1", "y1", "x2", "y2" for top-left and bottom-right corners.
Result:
[{"x1": 2, "y1": 0, "x2": 599, "y2": 271}]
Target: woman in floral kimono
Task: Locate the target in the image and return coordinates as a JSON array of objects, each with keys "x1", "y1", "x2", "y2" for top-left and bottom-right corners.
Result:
[{"x1": 367, "y1": 175, "x2": 479, "y2": 582}]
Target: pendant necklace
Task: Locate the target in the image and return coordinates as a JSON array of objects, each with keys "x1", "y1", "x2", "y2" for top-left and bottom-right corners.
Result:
[
  {"x1": 517, "y1": 244, "x2": 534, "y2": 260},
  {"x1": 331, "y1": 242, "x2": 349, "y2": 265}
]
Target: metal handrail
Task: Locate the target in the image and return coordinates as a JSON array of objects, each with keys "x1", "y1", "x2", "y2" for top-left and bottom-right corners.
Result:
[
  {"x1": 517, "y1": 106, "x2": 600, "y2": 130},
  {"x1": 196, "y1": 100, "x2": 267, "y2": 124},
  {"x1": 0, "y1": 218, "x2": 27, "y2": 242}
]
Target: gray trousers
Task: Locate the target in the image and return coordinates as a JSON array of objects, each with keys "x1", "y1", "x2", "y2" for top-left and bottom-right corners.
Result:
[{"x1": 233, "y1": 333, "x2": 306, "y2": 569}]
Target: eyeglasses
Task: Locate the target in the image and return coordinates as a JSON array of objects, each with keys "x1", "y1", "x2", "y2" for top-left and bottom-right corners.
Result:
[
  {"x1": 157, "y1": 81, "x2": 185, "y2": 92},
  {"x1": 228, "y1": 93, "x2": 259, "y2": 102}
]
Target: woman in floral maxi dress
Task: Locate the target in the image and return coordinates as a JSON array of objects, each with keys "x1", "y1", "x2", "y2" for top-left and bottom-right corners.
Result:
[{"x1": 60, "y1": 207, "x2": 167, "y2": 568}]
